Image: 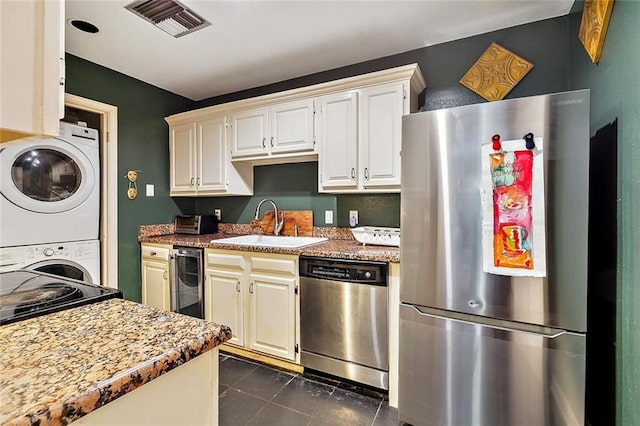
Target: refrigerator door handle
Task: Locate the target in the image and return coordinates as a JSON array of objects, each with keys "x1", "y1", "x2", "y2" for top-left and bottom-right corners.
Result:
[{"x1": 408, "y1": 304, "x2": 568, "y2": 339}]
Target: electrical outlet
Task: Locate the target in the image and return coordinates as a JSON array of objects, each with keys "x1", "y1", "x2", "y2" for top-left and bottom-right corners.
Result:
[
  {"x1": 325, "y1": 210, "x2": 334, "y2": 224},
  {"x1": 214, "y1": 209, "x2": 221, "y2": 220},
  {"x1": 145, "y1": 184, "x2": 154, "y2": 197},
  {"x1": 349, "y1": 210, "x2": 358, "y2": 227}
]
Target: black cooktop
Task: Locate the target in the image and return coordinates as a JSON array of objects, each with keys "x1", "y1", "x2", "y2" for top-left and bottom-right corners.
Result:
[{"x1": 0, "y1": 270, "x2": 122, "y2": 325}]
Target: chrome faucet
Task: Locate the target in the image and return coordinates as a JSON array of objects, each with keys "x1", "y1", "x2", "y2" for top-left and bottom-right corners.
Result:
[{"x1": 254, "y1": 199, "x2": 284, "y2": 236}]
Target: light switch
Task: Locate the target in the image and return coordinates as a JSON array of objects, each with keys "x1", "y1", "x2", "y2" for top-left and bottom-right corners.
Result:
[
  {"x1": 325, "y1": 210, "x2": 333, "y2": 224},
  {"x1": 146, "y1": 184, "x2": 154, "y2": 197}
]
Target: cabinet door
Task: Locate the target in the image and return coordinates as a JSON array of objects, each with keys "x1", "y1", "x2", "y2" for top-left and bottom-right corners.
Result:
[
  {"x1": 197, "y1": 117, "x2": 226, "y2": 191},
  {"x1": 360, "y1": 82, "x2": 404, "y2": 188},
  {"x1": 270, "y1": 98, "x2": 315, "y2": 154},
  {"x1": 319, "y1": 92, "x2": 358, "y2": 190},
  {"x1": 141, "y1": 259, "x2": 170, "y2": 310},
  {"x1": 248, "y1": 273, "x2": 296, "y2": 360},
  {"x1": 230, "y1": 108, "x2": 269, "y2": 158},
  {"x1": 0, "y1": 0, "x2": 63, "y2": 140},
  {"x1": 170, "y1": 123, "x2": 197, "y2": 194},
  {"x1": 206, "y1": 268, "x2": 245, "y2": 347}
]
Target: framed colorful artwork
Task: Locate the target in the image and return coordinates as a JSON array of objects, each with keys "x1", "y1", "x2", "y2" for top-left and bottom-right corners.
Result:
[{"x1": 481, "y1": 137, "x2": 547, "y2": 277}]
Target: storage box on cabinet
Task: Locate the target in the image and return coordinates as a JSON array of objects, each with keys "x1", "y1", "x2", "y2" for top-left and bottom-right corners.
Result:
[
  {"x1": 205, "y1": 249, "x2": 299, "y2": 361},
  {"x1": 229, "y1": 98, "x2": 316, "y2": 163},
  {"x1": 168, "y1": 117, "x2": 253, "y2": 196},
  {"x1": 140, "y1": 243, "x2": 171, "y2": 310}
]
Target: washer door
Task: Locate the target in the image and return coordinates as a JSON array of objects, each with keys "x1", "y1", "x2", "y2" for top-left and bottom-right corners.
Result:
[
  {"x1": 0, "y1": 139, "x2": 96, "y2": 214},
  {"x1": 26, "y1": 260, "x2": 92, "y2": 284}
]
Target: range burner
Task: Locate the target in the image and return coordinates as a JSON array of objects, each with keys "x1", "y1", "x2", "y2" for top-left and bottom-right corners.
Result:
[
  {"x1": 0, "y1": 270, "x2": 122, "y2": 325},
  {"x1": 3, "y1": 283, "x2": 82, "y2": 314}
]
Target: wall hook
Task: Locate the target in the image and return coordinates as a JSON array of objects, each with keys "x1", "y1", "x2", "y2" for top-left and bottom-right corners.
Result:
[{"x1": 125, "y1": 170, "x2": 141, "y2": 199}]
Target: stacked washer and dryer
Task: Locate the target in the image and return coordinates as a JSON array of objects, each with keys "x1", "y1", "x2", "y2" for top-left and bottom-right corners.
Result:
[{"x1": 0, "y1": 122, "x2": 101, "y2": 283}]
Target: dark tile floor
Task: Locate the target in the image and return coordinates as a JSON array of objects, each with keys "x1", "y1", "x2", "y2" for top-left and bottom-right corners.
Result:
[{"x1": 219, "y1": 353, "x2": 398, "y2": 426}]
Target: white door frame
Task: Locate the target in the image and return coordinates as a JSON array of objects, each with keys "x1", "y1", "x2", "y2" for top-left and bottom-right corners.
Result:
[{"x1": 65, "y1": 93, "x2": 118, "y2": 289}]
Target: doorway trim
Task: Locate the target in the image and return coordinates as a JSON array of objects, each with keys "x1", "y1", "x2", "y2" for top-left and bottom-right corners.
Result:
[{"x1": 65, "y1": 93, "x2": 118, "y2": 289}]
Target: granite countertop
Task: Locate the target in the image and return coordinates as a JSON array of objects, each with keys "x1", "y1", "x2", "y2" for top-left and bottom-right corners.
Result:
[
  {"x1": 0, "y1": 299, "x2": 231, "y2": 426},
  {"x1": 140, "y1": 232, "x2": 400, "y2": 263}
]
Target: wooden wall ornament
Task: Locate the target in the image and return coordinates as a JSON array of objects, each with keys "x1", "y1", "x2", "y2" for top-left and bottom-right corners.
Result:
[
  {"x1": 579, "y1": 0, "x2": 615, "y2": 64},
  {"x1": 459, "y1": 42, "x2": 534, "y2": 102}
]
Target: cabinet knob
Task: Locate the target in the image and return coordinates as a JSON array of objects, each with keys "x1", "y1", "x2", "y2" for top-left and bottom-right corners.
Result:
[
  {"x1": 364, "y1": 168, "x2": 369, "y2": 180},
  {"x1": 270, "y1": 136, "x2": 274, "y2": 147},
  {"x1": 150, "y1": 251, "x2": 157, "y2": 256},
  {"x1": 236, "y1": 280, "x2": 241, "y2": 292},
  {"x1": 196, "y1": 177, "x2": 200, "y2": 185},
  {"x1": 262, "y1": 138, "x2": 266, "y2": 148},
  {"x1": 190, "y1": 177, "x2": 195, "y2": 186},
  {"x1": 351, "y1": 168, "x2": 356, "y2": 180},
  {"x1": 163, "y1": 271, "x2": 168, "y2": 280},
  {"x1": 249, "y1": 282, "x2": 254, "y2": 293}
]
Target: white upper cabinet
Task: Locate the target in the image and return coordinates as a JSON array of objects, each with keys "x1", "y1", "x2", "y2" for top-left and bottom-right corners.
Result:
[
  {"x1": 1, "y1": 0, "x2": 65, "y2": 142},
  {"x1": 318, "y1": 81, "x2": 412, "y2": 193},
  {"x1": 197, "y1": 117, "x2": 227, "y2": 191},
  {"x1": 269, "y1": 98, "x2": 315, "y2": 154},
  {"x1": 230, "y1": 98, "x2": 316, "y2": 161},
  {"x1": 169, "y1": 116, "x2": 253, "y2": 197},
  {"x1": 229, "y1": 108, "x2": 269, "y2": 158},
  {"x1": 166, "y1": 64, "x2": 425, "y2": 195},
  {"x1": 318, "y1": 91, "x2": 359, "y2": 189},
  {"x1": 360, "y1": 82, "x2": 405, "y2": 189},
  {"x1": 170, "y1": 122, "x2": 197, "y2": 193}
]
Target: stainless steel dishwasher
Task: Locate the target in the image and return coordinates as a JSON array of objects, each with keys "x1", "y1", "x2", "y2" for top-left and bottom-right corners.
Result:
[{"x1": 299, "y1": 256, "x2": 389, "y2": 390}]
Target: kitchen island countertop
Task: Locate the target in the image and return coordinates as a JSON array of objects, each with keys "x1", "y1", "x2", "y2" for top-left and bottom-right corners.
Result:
[
  {"x1": 0, "y1": 298, "x2": 231, "y2": 426},
  {"x1": 139, "y1": 232, "x2": 400, "y2": 263}
]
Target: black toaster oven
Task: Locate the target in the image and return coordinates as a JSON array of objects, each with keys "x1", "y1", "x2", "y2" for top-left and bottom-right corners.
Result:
[{"x1": 174, "y1": 215, "x2": 219, "y2": 234}]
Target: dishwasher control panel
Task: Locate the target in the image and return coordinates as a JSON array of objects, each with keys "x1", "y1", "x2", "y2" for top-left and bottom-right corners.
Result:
[{"x1": 299, "y1": 257, "x2": 387, "y2": 285}]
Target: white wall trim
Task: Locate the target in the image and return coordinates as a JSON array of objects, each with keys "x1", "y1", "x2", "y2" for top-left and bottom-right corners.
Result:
[{"x1": 65, "y1": 94, "x2": 118, "y2": 290}]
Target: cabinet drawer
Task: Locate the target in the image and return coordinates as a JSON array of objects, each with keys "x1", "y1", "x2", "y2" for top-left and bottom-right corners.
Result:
[
  {"x1": 206, "y1": 250, "x2": 247, "y2": 269},
  {"x1": 250, "y1": 255, "x2": 297, "y2": 275},
  {"x1": 141, "y1": 245, "x2": 171, "y2": 261}
]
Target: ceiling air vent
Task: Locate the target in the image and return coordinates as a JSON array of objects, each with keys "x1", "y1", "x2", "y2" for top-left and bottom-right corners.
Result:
[{"x1": 126, "y1": 0, "x2": 210, "y2": 38}]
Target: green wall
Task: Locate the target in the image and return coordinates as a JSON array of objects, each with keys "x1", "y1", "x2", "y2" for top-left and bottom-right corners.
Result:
[
  {"x1": 65, "y1": 15, "x2": 574, "y2": 298},
  {"x1": 193, "y1": 16, "x2": 572, "y2": 227},
  {"x1": 65, "y1": 54, "x2": 195, "y2": 301},
  {"x1": 568, "y1": 2, "x2": 640, "y2": 424},
  {"x1": 194, "y1": 162, "x2": 401, "y2": 227},
  {"x1": 63, "y1": 8, "x2": 639, "y2": 423}
]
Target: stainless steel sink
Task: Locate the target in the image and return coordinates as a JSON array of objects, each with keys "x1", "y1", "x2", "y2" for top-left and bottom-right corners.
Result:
[{"x1": 210, "y1": 235, "x2": 328, "y2": 248}]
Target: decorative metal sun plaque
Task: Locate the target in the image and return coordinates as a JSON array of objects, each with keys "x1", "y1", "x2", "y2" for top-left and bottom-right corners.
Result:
[{"x1": 459, "y1": 42, "x2": 534, "y2": 102}]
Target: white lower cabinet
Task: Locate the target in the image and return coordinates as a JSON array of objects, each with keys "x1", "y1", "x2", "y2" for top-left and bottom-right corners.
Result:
[
  {"x1": 206, "y1": 267, "x2": 245, "y2": 347},
  {"x1": 248, "y1": 272, "x2": 296, "y2": 359},
  {"x1": 140, "y1": 244, "x2": 171, "y2": 311},
  {"x1": 205, "y1": 249, "x2": 299, "y2": 362}
]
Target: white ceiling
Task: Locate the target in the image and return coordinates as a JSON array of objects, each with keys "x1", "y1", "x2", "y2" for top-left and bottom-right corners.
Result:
[{"x1": 65, "y1": 1, "x2": 574, "y2": 101}]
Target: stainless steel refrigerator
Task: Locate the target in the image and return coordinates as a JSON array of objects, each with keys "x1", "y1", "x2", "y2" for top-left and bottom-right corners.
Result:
[{"x1": 399, "y1": 90, "x2": 590, "y2": 426}]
